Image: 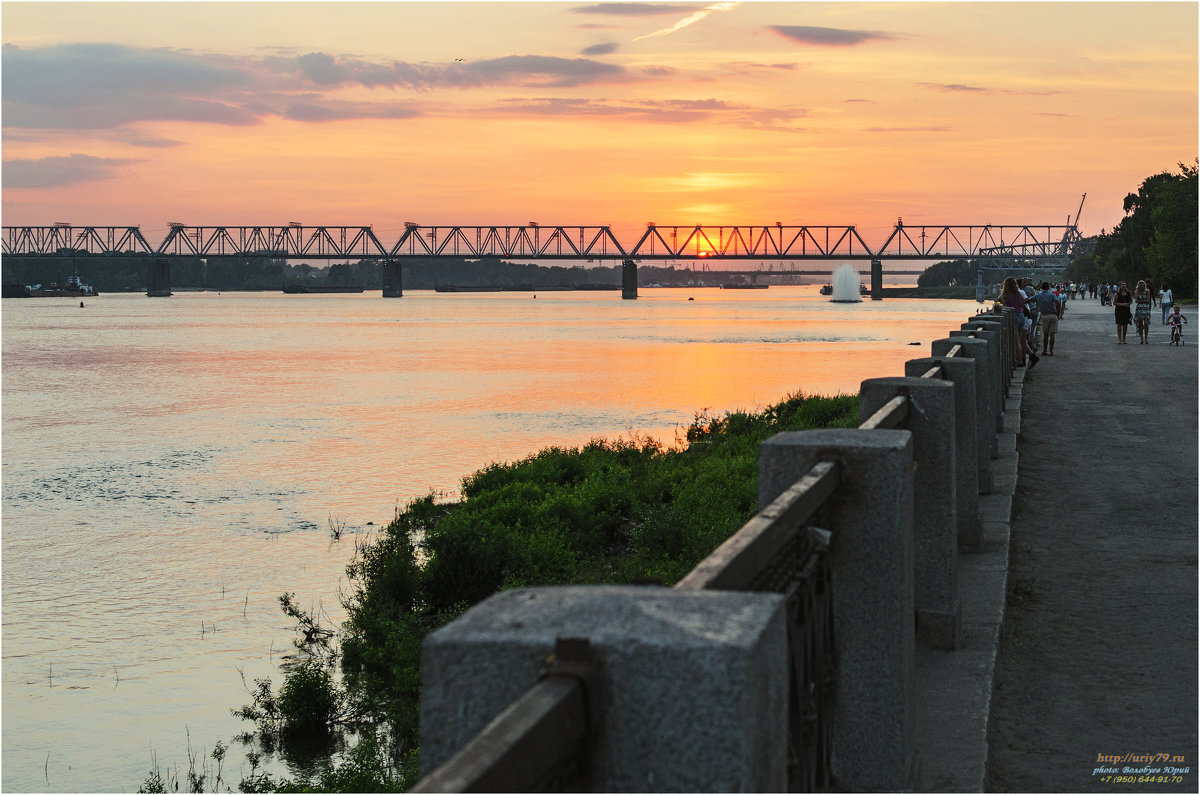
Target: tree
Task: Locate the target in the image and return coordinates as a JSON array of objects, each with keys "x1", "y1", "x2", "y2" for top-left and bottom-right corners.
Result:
[{"x1": 918, "y1": 259, "x2": 975, "y2": 288}]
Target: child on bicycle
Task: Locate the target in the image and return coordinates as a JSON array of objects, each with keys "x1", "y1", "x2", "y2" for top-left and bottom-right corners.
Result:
[{"x1": 1167, "y1": 305, "x2": 1188, "y2": 345}]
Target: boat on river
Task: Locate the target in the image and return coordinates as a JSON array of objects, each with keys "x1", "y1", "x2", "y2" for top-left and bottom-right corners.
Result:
[
  {"x1": 820, "y1": 283, "x2": 870, "y2": 297},
  {"x1": 281, "y1": 284, "x2": 365, "y2": 294},
  {"x1": 24, "y1": 274, "x2": 98, "y2": 297}
]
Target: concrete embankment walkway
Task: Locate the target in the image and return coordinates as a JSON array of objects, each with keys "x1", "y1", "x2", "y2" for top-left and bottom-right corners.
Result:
[{"x1": 985, "y1": 298, "x2": 1198, "y2": 792}]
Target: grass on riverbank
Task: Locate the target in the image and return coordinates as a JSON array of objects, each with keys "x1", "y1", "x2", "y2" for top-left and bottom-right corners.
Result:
[{"x1": 236, "y1": 391, "x2": 859, "y2": 791}]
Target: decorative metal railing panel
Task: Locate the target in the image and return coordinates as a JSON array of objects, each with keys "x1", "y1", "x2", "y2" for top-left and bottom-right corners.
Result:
[{"x1": 676, "y1": 460, "x2": 840, "y2": 791}]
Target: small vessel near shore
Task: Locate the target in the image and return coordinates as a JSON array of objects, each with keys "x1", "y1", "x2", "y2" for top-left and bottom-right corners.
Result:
[
  {"x1": 22, "y1": 274, "x2": 99, "y2": 298},
  {"x1": 281, "y1": 284, "x2": 365, "y2": 294}
]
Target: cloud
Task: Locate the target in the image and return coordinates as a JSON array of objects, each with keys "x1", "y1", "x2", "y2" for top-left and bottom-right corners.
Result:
[
  {"x1": 581, "y1": 42, "x2": 620, "y2": 56},
  {"x1": 2, "y1": 153, "x2": 138, "y2": 188},
  {"x1": 574, "y1": 3, "x2": 704, "y2": 16},
  {"x1": 1, "y1": 42, "x2": 258, "y2": 129},
  {"x1": 291, "y1": 53, "x2": 627, "y2": 89},
  {"x1": 918, "y1": 82, "x2": 988, "y2": 92},
  {"x1": 863, "y1": 126, "x2": 952, "y2": 133},
  {"x1": 771, "y1": 25, "x2": 894, "y2": 46},
  {"x1": 726, "y1": 61, "x2": 802, "y2": 72},
  {"x1": 634, "y1": 1, "x2": 740, "y2": 41},
  {"x1": 0, "y1": 43, "x2": 631, "y2": 136},
  {"x1": 461, "y1": 55, "x2": 625, "y2": 87},
  {"x1": 283, "y1": 101, "x2": 421, "y2": 122},
  {"x1": 493, "y1": 96, "x2": 808, "y2": 130}
]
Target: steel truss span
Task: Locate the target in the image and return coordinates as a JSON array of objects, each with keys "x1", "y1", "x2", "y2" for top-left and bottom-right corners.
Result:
[{"x1": 2, "y1": 222, "x2": 1086, "y2": 262}]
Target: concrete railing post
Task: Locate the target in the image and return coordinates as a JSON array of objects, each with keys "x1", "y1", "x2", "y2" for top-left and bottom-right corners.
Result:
[
  {"x1": 859, "y1": 378, "x2": 961, "y2": 650},
  {"x1": 758, "y1": 429, "x2": 916, "y2": 790},
  {"x1": 953, "y1": 323, "x2": 1004, "y2": 433},
  {"x1": 965, "y1": 314, "x2": 1009, "y2": 394},
  {"x1": 905, "y1": 356, "x2": 984, "y2": 550},
  {"x1": 419, "y1": 586, "x2": 789, "y2": 792},
  {"x1": 931, "y1": 337, "x2": 995, "y2": 493}
]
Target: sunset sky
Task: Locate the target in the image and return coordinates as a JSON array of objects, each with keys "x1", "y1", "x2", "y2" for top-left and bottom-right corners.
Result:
[{"x1": 2, "y1": 1, "x2": 1196, "y2": 248}]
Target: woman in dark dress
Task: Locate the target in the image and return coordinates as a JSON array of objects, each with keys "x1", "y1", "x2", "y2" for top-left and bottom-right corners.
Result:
[{"x1": 1113, "y1": 281, "x2": 1133, "y2": 343}]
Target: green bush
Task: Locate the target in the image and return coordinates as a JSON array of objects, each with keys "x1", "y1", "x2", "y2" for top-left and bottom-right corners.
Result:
[{"x1": 235, "y1": 391, "x2": 858, "y2": 789}]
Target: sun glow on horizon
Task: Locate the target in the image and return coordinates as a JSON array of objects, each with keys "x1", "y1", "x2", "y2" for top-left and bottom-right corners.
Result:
[{"x1": 1, "y1": 2, "x2": 1195, "y2": 235}]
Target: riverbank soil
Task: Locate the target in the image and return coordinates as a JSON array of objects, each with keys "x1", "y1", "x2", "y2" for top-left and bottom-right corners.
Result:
[{"x1": 985, "y1": 299, "x2": 1198, "y2": 791}]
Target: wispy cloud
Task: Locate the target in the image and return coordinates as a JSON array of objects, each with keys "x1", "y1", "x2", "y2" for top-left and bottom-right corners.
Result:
[
  {"x1": 1, "y1": 43, "x2": 257, "y2": 129},
  {"x1": 633, "y1": 1, "x2": 740, "y2": 42},
  {"x1": 283, "y1": 101, "x2": 422, "y2": 123},
  {"x1": 918, "y1": 82, "x2": 988, "y2": 92},
  {"x1": 581, "y1": 42, "x2": 620, "y2": 56},
  {"x1": 2, "y1": 153, "x2": 139, "y2": 188},
  {"x1": 493, "y1": 96, "x2": 807, "y2": 130},
  {"x1": 0, "y1": 43, "x2": 632, "y2": 134},
  {"x1": 771, "y1": 25, "x2": 894, "y2": 46},
  {"x1": 863, "y1": 126, "x2": 952, "y2": 133},
  {"x1": 575, "y1": 3, "x2": 704, "y2": 16},
  {"x1": 297, "y1": 53, "x2": 627, "y2": 89}
]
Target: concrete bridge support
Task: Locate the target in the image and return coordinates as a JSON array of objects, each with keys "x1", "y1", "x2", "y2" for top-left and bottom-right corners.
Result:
[
  {"x1": 621, "y1": 259, "x2": 637, "y2": 300},
  {"x1": 382, "y1": 259, "x2": 403, "y2": 297},
  {"x1": 871, "y1": 258, "x2": 883, "y2": 300},
  {"x1": 146, "y1": 258, "x2": 171, "y2": 297}
]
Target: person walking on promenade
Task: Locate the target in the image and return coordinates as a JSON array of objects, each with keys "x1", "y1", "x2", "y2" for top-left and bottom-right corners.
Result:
[
  {"x1": 1033, "y1": 282, "x2": 1062, "y2": 355},
  {"x1": 1134, "y1": 280, "x2": 1153, "y2": 344},
  {"x1": 1001, "y1": 276, "x2": 1039, "y2": 368},
  {"x1": 1113, "y1": 281, "x2": 1133, "y2": 343},
  {"x1": 1160, "y1": 284, "x2": 1173, "y2": 324}
]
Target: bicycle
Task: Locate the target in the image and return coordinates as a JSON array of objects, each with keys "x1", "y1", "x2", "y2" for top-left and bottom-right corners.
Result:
[{"x1": 1167, "y1": 312, "x2": 1187, "y2": 345}]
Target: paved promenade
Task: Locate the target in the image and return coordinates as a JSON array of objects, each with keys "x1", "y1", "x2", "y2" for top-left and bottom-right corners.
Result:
[{"x1": 985, "y1": 298, "x2": 1198, "y2": 791}]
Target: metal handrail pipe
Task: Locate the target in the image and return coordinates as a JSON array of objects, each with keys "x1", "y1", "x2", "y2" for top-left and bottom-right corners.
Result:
[
  {"x1": 411, "y1": 675, "x2": 588, "y2": 793},
  {"x1": 675, "y1": 460, "x2": 839, "y2": 592}
]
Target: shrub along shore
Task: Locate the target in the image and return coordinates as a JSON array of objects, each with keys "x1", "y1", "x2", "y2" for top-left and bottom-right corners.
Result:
[{"x1": 215, "y1": 392, "x2": 858, "y2": 792}]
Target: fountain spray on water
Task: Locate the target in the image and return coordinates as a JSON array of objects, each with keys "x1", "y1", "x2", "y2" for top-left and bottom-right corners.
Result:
[{"x1": 830, "y1": 263, "x2": 863, "y2": 303}]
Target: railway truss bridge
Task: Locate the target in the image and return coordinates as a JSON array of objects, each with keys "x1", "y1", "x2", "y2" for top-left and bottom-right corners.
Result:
[{"x1": 2, "y1": 207, "x2": 1092, "y2": 299}]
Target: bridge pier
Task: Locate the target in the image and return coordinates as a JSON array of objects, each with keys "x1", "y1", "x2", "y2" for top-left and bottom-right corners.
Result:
[
  {"x1": 382, "y1": 259, "x2": 403, "y2": 297},
  {"x1": 146, "y1": 258, "x2": 171, "y2": 297},
  {"x1": 871, "y1": 258, "x2": 883, "y2": 300},
  {"x1": 621, "y1": 259, "x2": 637, "y2": 300}
]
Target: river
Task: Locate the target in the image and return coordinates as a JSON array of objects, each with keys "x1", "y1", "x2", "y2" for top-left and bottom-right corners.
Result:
[{"x1": 1, "y1": 286, "x2": 979, "y2": 791}]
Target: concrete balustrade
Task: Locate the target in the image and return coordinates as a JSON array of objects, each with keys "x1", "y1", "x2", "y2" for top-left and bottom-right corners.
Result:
[
  {"x1": 905, "y1": 356, "x2": 985, "y2": 550},
  {"x1": 953, "y1": 322, "x2": 1005, "y2": 433},
  {"x1": 419, "y1": 586, "x2": 789, "y2": 791},
  {"x1": 759, "y1": 429, "x2": 917, "y2": 790},
  {"x1": 416, "y1": 304, "x2": 1019, "y2": 793},
  {"x1": 932, "y1": 336, "x2": 996, "y2": 493},
  {"x1": 858, "y1": 377, "x2": 961, "y2": 650}
]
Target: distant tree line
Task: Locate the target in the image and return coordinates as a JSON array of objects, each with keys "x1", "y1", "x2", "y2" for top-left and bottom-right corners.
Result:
[
  {"x1": 1065, "y1": 160, "x2": 1198, "y2": 297},
  {"x1": 914, "y1": 160, "x2": 1197, "y2": 296},
  {"x1": 1, "y1": 254, "x2": 722, "y2": 293}
]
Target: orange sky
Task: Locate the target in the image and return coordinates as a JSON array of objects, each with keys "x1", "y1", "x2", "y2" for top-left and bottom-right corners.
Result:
[{"x1": 2, "y1": 1, "x2": 1196, "y2": 246}]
